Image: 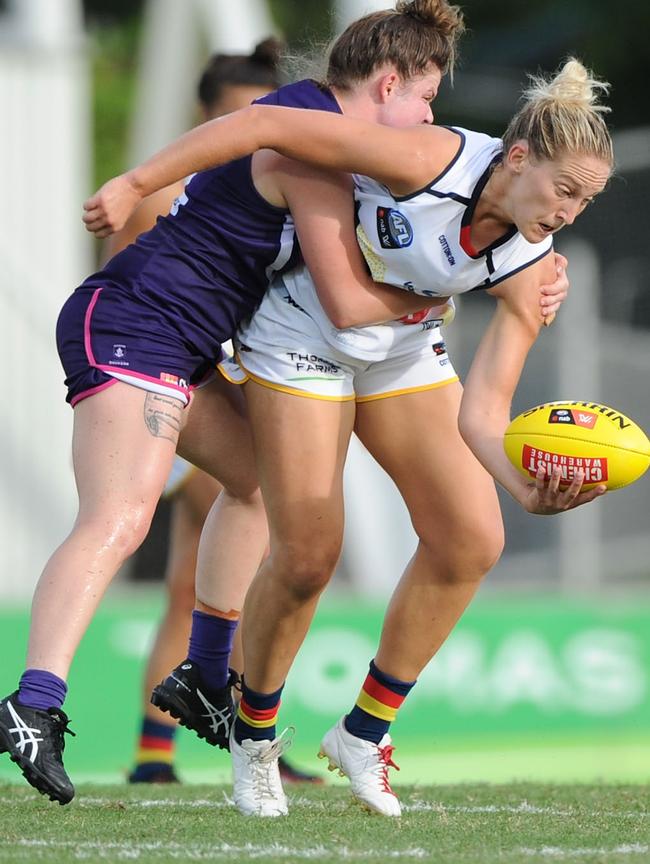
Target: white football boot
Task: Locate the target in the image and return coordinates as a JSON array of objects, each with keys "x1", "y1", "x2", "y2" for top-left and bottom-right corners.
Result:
[
  {"x1": 230, "y1": 726, "x2": 292, "y2": 817},
  {"x1": 318, "y1": 717, "x2": 401, "y2": 816}
]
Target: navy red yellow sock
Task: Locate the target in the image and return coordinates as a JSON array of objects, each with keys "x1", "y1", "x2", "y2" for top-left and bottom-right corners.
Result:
[
  {"x1": 234, "y1": 680, "x2": 284, "y2": 743},
  {"x1": 344, "y1": 659, "x2": 416, "y2": 744},
  {"x1": 130, "y1": 717, "x2": 176, "y2": 780},
  {"x1": 187, "y1": 608, "x2": 238, "y2": 690}
]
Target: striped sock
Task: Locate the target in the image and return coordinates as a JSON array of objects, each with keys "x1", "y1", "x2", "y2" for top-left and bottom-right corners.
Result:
[
  {"x1": 344, "y1": 659, "x2": 416, "y2": 744},
  {"x1": 132, "y1": 717, "x2": 176, "y2": 777},
  {"x1": 234, "y1": 680, "x2": 284, "y2": 743},
  {"x1": 188, "y1": 609, "x2": 238, "y2": 690},
  {"x1": 18, "y1": 668, "x2": 68, "y2": 711}
]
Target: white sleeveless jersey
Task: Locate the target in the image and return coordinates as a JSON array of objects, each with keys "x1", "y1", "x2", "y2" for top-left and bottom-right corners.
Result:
[{"x1": 281, "y1": 127, "x2": 553, "y2": 361}]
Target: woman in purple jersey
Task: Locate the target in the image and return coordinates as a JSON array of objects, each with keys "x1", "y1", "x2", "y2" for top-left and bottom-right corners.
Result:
[
  {"x1": 84, "y1": 40, "x2": 612, "y2": 825},
  {"x1": 0, "y1": 0, "x2": 569, "y2": 808},
  {"x1": 106, "y1": 37, "x2": 320, "y2": 789}
]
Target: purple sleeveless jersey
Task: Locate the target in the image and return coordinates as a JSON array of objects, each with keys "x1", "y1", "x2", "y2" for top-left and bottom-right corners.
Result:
[{"x1": 56, "y1": 80, "x2": 342, "y2": 406}]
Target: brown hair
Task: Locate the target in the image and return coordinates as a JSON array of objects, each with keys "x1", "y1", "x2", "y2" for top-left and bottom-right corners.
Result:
[
  {"x1": 197, "y1": 37, "x2": 284, "y2": 110},
  {"x1": 326, "y1": 0, "x2": 465, "y2": 91},
  {"x1": 502, "y1": 57, "x2": 614, "y2": 167}
]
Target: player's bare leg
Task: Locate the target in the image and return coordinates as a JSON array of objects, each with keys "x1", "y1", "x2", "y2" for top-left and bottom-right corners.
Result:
[
  {"x1": 0, "y1": 382, "x2": 181, "y2": 803},
  {"x1": 27, "y1": 383, "x2": 182, "y2": 677},
  {"x1": 318, "y1": 381, "x2": 504, "y2": 815},
  {"x1": 240, "y1": 381, "x2": 355, "y2": 695},
  {"x1": 227, "y1": 381, "x2": 354, "y2": 816},
  {"x1": 356, "y1": 382, "x2": 504, "y2": 681},
  {"x1": 180, "y1": 377, "x2": 269, "y2": 607}
]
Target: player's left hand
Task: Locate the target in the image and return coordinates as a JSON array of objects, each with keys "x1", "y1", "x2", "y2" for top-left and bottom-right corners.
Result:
[
  {"x1": 523, "y1": 466, "x2": 606, "y2": 515},
  {"x1": 539, "y1": 253, "x2": 569, "y2": 325},
  {"x1": 82, "y1": 174, "x2": 143, "y2": 239}
]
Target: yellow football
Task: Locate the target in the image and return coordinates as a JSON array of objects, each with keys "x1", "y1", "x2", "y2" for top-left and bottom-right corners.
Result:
[{"x1": 504, "y1": 401, "x2": 650, "y2": 491}]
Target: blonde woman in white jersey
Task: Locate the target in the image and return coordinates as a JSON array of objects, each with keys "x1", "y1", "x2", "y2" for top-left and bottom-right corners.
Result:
[{"x1": 84, "y1": 33, "x2": 610, "y2": 821}]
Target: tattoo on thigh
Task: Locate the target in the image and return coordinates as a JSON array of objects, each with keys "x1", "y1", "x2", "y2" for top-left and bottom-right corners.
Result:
[{"x1": 143, "y1": 392, "x2": 182, "y2": 442}]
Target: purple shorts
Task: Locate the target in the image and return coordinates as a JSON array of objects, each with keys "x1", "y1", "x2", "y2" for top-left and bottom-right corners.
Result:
[{"x1": 56, "y1": 286, "x2": 220, "y2": 407}]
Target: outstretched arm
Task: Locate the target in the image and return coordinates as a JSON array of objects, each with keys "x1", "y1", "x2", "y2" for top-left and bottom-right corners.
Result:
[
  {"x1": 83, "y1": 105, "x2": 460, "y2": 238},
  {"x1": 458, "y1": 254, "x2": 606, "y2": 514}
]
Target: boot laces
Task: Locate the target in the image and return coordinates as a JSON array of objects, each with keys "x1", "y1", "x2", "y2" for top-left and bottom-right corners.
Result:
[
  {"x1": 249, "y1": 728, "x2": 293, "y2": 800},
  {"x1": 46, "y1": 709, "x2": 76, "y2": 753},
  {"x1": 376, "y1": 743, "x2": 400, "y2": 793}
]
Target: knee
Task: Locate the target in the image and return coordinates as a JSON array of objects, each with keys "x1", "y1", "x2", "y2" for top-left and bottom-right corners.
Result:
[
  {"x1": 464, "y1": 518, "x2": 505, "y2": 576},
  {"x1": 416, "y1": 514, "x2": 505, "y2": 584},
  {"x1": 116, "y1": 506, "x2": 158, "y2": 559},
  {"x1": 222, "y1": 484, "x2": 265, "y2": 513},
  {"x1": 269, "y1": 536, "x2": 342, "y2": 602},
  {"x1": 78, "y1": 504, "x2": 156, "y2": 563}
]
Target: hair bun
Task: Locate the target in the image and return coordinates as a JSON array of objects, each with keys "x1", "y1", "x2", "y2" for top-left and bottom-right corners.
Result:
[
  {"x1": 251, "y1": 36, "x2": 285, "y2": 68},
  {"x1": 396, "y1": 0, "x2": 464, "y2": 36}
]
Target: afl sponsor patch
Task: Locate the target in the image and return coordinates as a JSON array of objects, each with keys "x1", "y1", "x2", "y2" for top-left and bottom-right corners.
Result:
[{"x1": 376, "y1": 207, "x2": 413, "y2": 249}]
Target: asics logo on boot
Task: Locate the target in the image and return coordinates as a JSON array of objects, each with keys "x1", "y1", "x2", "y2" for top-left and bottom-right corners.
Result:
[
  {"x1": 196, "y1": 690, "x2": 231, "y2": 737},
  {"x1": 7, "y1": 701, "x2": 43, "y2": 763}
]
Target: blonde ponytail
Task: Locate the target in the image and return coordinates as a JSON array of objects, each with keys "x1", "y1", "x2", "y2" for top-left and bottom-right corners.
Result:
[{"x1": 503, "y1": 58, "x2": 613, "y2": 166}]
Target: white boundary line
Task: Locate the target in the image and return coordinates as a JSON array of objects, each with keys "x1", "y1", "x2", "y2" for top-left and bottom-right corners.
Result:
[
  {"x1": 519, "y1": 844, "x2": 649, "y2": 859},
  {"x1": 0, "y1": 795, "x2": 647, "y2": 821},
  {"x1": 0, "y1": 839, "x2": 428, "y2": 860}
]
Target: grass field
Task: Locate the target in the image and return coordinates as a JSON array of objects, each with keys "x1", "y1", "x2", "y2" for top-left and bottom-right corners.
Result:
[{"x1": 0, "y1": 782, "x2": 648, "y2": 864}]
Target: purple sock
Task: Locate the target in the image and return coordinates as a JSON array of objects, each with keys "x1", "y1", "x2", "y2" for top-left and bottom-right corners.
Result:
[
  {"x1": 188, "y1": 609, "x2": 238, "y2": 690},
  {"x1": 18, "y1": 668, "x2": 68, "y2": 711}
]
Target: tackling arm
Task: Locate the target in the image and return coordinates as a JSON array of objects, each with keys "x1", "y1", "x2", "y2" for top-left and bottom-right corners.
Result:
[
  {"x1": 277, "y1": 157, "x2": 448, "y2": 328},
  {"x1": 82, "y1": 106, "x2": 460, "y2": 238}
]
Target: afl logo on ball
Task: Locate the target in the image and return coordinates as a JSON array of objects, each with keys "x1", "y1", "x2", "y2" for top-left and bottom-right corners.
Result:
[
  {"x1": 376, "y1": 207, "x2": 413, "y2": 249},
  {"x1": 548, "y1": 408, "x2": 598, "y2": 429}
]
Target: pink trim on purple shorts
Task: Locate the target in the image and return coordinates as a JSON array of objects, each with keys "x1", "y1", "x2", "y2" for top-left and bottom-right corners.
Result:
[
  {"x1": 70, "y1": 378, "x2": 118, "y2": 408},
  {"x1": 80, "y1": 285, "x2": 191, "y2": 405},
  {"x1": 94, "y1": 364, "x2": 190, "y2": 401},
  {"x1": 84, "y1": 287, "x2": 102, "y2": 366}
]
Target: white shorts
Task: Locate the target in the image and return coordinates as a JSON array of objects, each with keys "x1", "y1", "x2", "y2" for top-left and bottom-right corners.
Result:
[{"x1": 220, "y1": 288, "x2": 458, "y2": 402}]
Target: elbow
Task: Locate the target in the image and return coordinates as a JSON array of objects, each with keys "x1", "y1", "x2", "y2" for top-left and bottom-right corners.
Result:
[
  {"x1": 458, "y1": 398, "x2": 504, "y2": 455},
  {"x1": 328, "y1": 308, "x2": 358, "y2": 329},
  {"x1": 328, "y1": 306, "x2": 380, "y2": 329},
  {"x1": 457, "y1": 403, "x2": 479, "y2": 450},
  {"x1": 244, "y1": 104, "x2": 265, "y2": 150},
  {"x1": 319, "y1": 293, "x2": 364, "y2": 329},
  {"x1": 246, "y1": 104, "x2": 281, "y2": 153}
]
